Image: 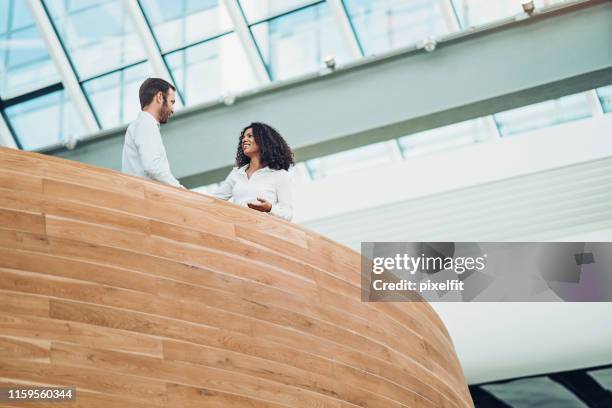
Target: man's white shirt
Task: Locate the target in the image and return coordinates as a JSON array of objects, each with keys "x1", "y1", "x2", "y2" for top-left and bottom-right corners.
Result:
[
  {"x1": 122, "y1": 111, "x2": 181, "y2": 187},
  {"x1": 211, "y1": 165, "x2": 293, "y2": 221}
]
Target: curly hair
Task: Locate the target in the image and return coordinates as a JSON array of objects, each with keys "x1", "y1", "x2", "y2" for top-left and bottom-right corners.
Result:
[{"x1": 235, "y1": 122, "x2": 294, "y2": 171}]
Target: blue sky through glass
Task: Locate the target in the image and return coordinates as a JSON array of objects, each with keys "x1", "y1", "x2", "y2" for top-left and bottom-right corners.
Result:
[
  {"x1": 345, "y1": 0, "x2": 451, "y2": 55},
  {"x1": 494, "y1": 92, "x2": 592, "y2": 137},
  {"x1": 139, "y1": 0, "x2": 233, "y2": 52},
  {"x1": 0, "y1": 0, "x2": 60, "y2": 99},
  {"x1": 0, "y1": 0, "x2": 609, "y2": 154},
  {"x1": 164, "y1": 33, "x2": 257, "y2": 106},
  {"x1": 5, "y1": 89, "x2": 86, "y2": 150},
  {"x1": 44, "y1": 0, "x2": 147, "y2": 79},
  {"x1": 251, "y1": 2, "x2": 351, "y2": 80},
  {"x1": 82, "y1": 62, "x2": 153, "y2": 129}
]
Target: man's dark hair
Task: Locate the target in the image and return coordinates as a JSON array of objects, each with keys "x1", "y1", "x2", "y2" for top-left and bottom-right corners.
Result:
[
  {"x1": 139, "y1": 78, "x2": 176, "y2": 109},
  {"x1": 235, "y1": 122, "x2": 294, "y2": 171}
]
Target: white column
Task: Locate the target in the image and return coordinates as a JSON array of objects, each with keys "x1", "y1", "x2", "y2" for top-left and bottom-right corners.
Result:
[
  {"x1": 25, "y1": 0, "x2": 99, "y2": 133},
  {"x1": 0, "y1": 113, "x2": 17, "y2": 148},
  {"x1": 386, "y1": 140, "x2": 403, "y2": 161},
  {"x1": 124, "y1": 0, "x2": 174, "y2": 83},
  {"x1": 327, "y1": 0, "x2": 362, "y2": 59},
  {"x1": 484, "y1": 116, "x2": 502, "y2": 139},
  {"x1": 440, "y1": 0, "x2": 500, "y2": 140},
  {"x1": 221, "y1": 0, "x2": 271, "y2": 85},
  {"x1": 586, "y1": 90, "x2": 605, "y2": 117},
  {"x1": 294, "y1": 162, "x2": 313, "y2": 183}
]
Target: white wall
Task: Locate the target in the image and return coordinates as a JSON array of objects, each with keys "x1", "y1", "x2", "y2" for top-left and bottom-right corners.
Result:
[{"x1": 433, "y1": 302, "x2": 612, "y2": 384}]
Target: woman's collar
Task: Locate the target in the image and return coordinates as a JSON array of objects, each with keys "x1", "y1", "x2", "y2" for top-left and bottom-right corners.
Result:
[{"x1": 239, "y1": 164, "x2": 272, "y2": 173}]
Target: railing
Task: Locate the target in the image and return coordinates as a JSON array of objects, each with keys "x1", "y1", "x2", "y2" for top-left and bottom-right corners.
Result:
[{"x1": 0, "y1": 147, "x2": 473, "y2": 407}]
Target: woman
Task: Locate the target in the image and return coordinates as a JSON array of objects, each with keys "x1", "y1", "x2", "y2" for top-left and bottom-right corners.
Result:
[{"x1": 211, "y1": 122, "x2": 294, "y2": 221}]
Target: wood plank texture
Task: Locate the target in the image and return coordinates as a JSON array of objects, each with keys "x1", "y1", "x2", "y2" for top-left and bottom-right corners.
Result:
[{"x1": 0, "y1": 147, "x2": 473, "y2": 407}]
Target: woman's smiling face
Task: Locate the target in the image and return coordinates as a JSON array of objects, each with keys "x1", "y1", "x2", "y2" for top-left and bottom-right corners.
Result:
[{"x1": 241, "y1": 127, "x2": 259, "y2": 157}]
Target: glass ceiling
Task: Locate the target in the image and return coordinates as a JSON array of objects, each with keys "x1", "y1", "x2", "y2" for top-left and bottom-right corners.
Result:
[
  {"x1": 470, "y1": 364, "x2": 612, "y2": 408},
  {"x1": 0, "y1": 0, "x2": 606, "y2": 154},
  {"x1": 482, "y1": 377, "x2": 589, "y2": 407},
  {"x1": 290, "y1": 88, "x2": 604, "y2": 184}
]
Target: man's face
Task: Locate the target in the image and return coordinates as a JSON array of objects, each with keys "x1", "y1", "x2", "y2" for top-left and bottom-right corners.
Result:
[{"x1": 159, "y1": 89, "x2": 176, "y2": 124}]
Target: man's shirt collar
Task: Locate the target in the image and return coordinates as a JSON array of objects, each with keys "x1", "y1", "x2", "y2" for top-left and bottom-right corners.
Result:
[{"x1": 140, "y1": 111, "x2": 160, "y2": 128}]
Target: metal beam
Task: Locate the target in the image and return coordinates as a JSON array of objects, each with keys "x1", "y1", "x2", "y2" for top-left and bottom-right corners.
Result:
[
  {"x1": 48, "y1": 1, "x2": 612, "y2": 188},
  {"x1": 221, "y1": 0, "x2": 271, "y2": 85},
  {"x1": 549, "y1": 371, "x2": 612, "y2": 408},
  {"x1": 468, "y1": 386, "x2": 512, "y2": 408},
  {"x1": 124, "y1": 0, "x2": 177, "y2": 85},
  {"x1": 327, "y1": 0, "x2": 362, "y2": 59},
  {"x1": 25, "y1": 0, "x2": 99, "y2": 134},
  {"x1": 438, "y1": 0, "x2": 461, "y2": 31},
  {"x1": 441, "y1": 0, "x2": 502, "y2": 139}
]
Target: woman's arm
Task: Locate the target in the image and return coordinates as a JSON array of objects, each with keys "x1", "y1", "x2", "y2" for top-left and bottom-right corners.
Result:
[
  {"x1": 269, "y1": 170, "x2": 293, "y2": 221},
  {"x1": 209, "y1": 169, "x2": 237, "y2": 201}
]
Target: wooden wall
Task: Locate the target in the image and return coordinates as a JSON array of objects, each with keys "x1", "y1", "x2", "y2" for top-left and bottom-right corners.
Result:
[{"x1": 0, "y1": 147, "x2": 473, "y2": 408}]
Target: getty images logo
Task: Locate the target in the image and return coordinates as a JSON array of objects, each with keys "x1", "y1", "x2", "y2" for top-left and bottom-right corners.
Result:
[{"x1": 372, "y1": 253, "x2": 487, "y2": 275}]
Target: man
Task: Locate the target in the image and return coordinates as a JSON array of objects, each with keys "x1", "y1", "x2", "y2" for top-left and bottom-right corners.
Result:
[{"x1": 122, "y1": 77, "x2": 183, "y2": 188}]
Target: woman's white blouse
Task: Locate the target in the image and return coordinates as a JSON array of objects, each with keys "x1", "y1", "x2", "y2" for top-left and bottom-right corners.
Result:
[{"x1": 211, "y1": 165, "x2": 293, "y2": 221}]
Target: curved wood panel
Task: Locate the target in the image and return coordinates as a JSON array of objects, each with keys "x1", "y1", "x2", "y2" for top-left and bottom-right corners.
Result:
[{"x1": 0, "y1": 147, "x2": 473, "y2": 408}]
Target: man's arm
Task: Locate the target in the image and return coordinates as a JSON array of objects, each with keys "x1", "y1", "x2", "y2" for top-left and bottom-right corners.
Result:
[{"x1": 209, "y1": 169, "x2": 238, "y2": 200}]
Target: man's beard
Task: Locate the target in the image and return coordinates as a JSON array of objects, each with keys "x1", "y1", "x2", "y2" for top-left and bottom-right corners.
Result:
[{"x1": 159, "y1": 104, "x2": 172, "y2": 123}]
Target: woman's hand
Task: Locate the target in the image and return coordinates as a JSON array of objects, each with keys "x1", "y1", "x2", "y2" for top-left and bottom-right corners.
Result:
[{"x1": 248, "y1": 197, "x2": 272, "y2": 213}]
